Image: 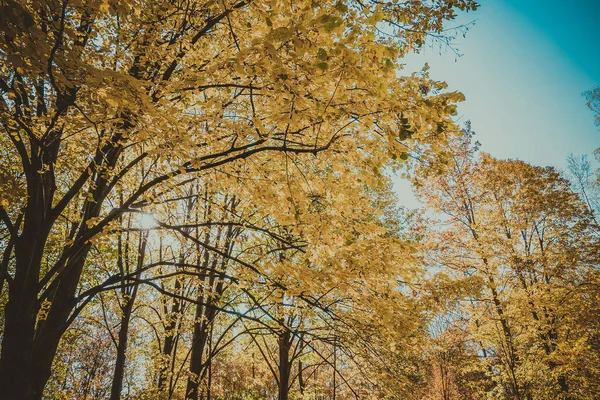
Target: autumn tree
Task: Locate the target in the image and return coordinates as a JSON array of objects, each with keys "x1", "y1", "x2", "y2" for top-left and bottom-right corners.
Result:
[
  {"x1": 0, "y1": 0, "x2": 481, "y2": 397},
  {"x1": 417, "y1": 127, "x2": 600, "y2": 399}
]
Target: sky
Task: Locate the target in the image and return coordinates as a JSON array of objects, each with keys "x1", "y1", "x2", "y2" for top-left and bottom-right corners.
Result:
[{"x1": 393, "y1": 0, "x2": 600, "y2": 208}]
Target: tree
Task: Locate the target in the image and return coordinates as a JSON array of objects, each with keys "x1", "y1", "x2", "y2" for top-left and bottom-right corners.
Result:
[
  {"x1": 584, "y1": 86, "x2": 600, "y2": 127},
  {"x1": 0, "y1": 0, "x2": 477, "y2": 398},
  {"x1": 417, "y1": 127, "x2": 600, "y2": 399},
  {"x1": 567, "y1": 154, "x2": 600, "y2": 217}
]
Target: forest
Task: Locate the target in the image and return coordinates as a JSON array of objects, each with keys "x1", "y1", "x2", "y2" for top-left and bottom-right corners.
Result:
[{"x1": 0, "y1": 0, "x2": 599, "y2": 399}]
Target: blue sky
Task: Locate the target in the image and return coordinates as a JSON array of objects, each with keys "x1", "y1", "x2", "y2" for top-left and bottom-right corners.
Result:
[{"x1": 394, "y1": 0, "x2": 600, "y2": 207}]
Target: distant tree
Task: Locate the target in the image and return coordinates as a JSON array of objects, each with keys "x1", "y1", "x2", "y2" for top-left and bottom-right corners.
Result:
[
  {"x1": 584, "y1": 86, "x2": 600, "y2": 127},
  {"x1": 418, "y1": 128, "x2": 600, "y2": 400},
  {"x1": 567, "y1": 154, "x2": 600, "y2": 218}
]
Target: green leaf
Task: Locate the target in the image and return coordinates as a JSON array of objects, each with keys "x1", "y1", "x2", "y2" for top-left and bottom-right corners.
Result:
[
  {"x1": 317, "y1": 48, "x2": 328, "y2": 60},
  {"x1": 316, "y1": 61, "x2": 329, "y2": 71},
  {"x1": 335, "y1": 2, "x2": 348, "y2": 12}
]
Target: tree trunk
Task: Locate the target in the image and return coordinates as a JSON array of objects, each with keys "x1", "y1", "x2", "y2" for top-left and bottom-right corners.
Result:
[
  {"x1": 298, "y1": 334, "x2": 305, "y2": 396},
  {"x1": 157, "y1": 277, "x2": 182, "y2": 392},
  {"x1": 207, "y1": 325, "x2": 213, "y2": 400},
  {"x1": 278, "y1": 329, "x2": 292, "y2": 400},
  {"x1": 185, "y1": 298, "x2": 217, "y2": 400},
  {"x1": 109, "y1": 295, "x2": 135, "y2": 400},
  {"x1": 0, "y1": 248, "x2": 91, "y2": 400},
  {"x1": 298, "y1": 359, "x2": 305, "y2": 396},
  {"x1": 0, "y1": 185, "x2": 53, "y2": 400},
  {"x1": 0, "y1": 278, "x2": 38, "y2": 399}
]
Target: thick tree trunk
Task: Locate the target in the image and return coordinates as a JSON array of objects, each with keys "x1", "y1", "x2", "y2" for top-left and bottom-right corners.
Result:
[
  {"x1": 278, "y1": 330, "x2": 292, "y2": 400},
  {"x1": 0, "y1": 185, "x2": 52, "y2": 400},
  {"x1": 0, "y1": 277, "x2": 38, "y2": 399},
  {"x1": 185, "y1": 300, "x2": 216, "y2": 400}
]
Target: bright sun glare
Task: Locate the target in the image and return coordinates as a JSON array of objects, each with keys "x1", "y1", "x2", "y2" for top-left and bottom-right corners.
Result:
[{"x1": 137, "y1": 213, "x2": 157, "y2": 230}]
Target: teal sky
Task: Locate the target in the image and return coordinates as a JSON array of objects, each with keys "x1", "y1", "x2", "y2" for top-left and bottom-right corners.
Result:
[{"x1": 394, "y1": 0, "x2": 600, "y2": 207}]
